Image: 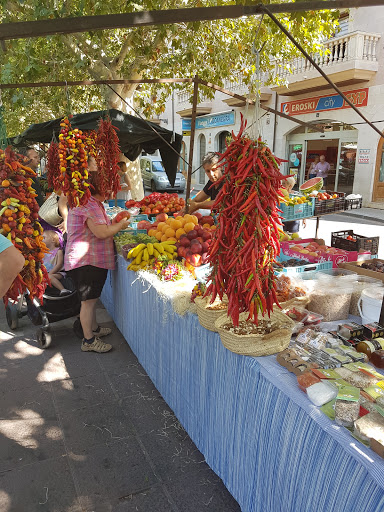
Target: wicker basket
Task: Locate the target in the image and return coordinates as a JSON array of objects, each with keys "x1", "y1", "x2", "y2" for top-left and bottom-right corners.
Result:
[
  {"x1": 195, "y1": 296, "x2": 228, "y2": 332},
  {"x1": 279, "y1": 296, "x2": 310, "y2": 309},
  {"x1": 214, "y1": 310, "x2": 295, "y2": 357}
]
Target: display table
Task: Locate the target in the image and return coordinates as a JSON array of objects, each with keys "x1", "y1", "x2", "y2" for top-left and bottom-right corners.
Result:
[{"x1": 101, "y1": 256, "x2": 384, "y2": 512}]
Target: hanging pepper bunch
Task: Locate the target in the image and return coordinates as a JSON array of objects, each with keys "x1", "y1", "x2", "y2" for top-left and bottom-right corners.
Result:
[
  {"x1": 58, "y1": 116, "x2": 90, "y2": 207},
  {"x1": 0, "y1": 146, "x2": 50, "y2": 304},
  {"x1": 205, "y1": 116, "x2": 286, "y2": 326},
  {"x1": 95, "y1": 117, "x2": 121, "y2": 198},
  {"x1": 46, "y1": 140, "x2": 61, "y2": 191},
  {"x1": 84, "y1": 130, "x2": 97, "y2": 158}
]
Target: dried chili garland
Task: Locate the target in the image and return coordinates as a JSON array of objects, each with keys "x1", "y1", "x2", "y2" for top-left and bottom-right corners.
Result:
[
  {"x1": 58, "y1": 116, "x2": 90, "y2": 207},
  {"x1": 95, "y1": 117, "x2": 121, "y2": 198},
  {"x1": 205, "y1": 116, "x2": 285, "y2": 326},
  {"x1": 0, "y1": 146, "x2": 50, "y2": 304}
]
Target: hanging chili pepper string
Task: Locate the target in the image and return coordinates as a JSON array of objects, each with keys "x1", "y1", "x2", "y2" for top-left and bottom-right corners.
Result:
[{"x1": 205, "y1": 114, "x2": 285, "y2": 326}]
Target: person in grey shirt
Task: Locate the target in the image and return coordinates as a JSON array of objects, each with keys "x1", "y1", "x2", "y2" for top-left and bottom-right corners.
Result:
[{"x1": 313, "y1": 155, "x2": 330, "y2": 187}]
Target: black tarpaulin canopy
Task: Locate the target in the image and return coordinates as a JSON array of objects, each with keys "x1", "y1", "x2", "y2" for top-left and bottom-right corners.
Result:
[{"x1": 10, "y1": 108, "x2": 183, "y2": 186}]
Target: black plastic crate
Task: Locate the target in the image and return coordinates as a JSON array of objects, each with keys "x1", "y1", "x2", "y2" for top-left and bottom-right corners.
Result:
[
  {"x1": 314, "y1": 191, "x2": 345, "y2": 216},
  {"x1": 345, "y1": 197, "x2": 362, "y2": 210},
  {"x1": 331, "y1": 230, "x2": 379, "y2": 255}
]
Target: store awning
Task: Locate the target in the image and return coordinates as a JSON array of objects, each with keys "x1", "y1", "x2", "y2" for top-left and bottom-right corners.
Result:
[{"x1": 9, "y1": 108, "x2": 183, "y2": 186}]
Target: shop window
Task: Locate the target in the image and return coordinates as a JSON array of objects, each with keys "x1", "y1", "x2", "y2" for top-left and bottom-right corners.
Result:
[
  {"x1": 199, "y1": 134, "x2": 206, "y2": 184},
  {"x1": 337, "y1": 142, "x2": 357, "y2": 195}
]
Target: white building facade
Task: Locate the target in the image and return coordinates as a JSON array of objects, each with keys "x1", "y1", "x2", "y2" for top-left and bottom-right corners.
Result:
[{"x1": 159, "y1": 7, "x2": 384, "y2": 206}]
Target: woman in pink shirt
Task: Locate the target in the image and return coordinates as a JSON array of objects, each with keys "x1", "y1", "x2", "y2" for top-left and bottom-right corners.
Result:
[{"x1": 65, "y1": 157, "x2": 129, "y2": 353}]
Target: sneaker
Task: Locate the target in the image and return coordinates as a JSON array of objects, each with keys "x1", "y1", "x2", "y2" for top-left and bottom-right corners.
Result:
[
  {"x1": 59, "y1": 289, "x2": 72, "y2": 296},
  {"x1": 92, "y1": 326, "x2": 112, "y2": 337},
  {"x1": 81, "y1": 337, "x2": 112, "y2": 353}
]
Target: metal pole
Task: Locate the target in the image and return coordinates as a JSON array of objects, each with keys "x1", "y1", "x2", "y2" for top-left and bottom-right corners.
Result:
[
  {"x1": 185, "y1": 76, "x2": 199, "y2": 214},
  {"x1": 263, "y1": 6, "x2": 384, "y2": 140}
]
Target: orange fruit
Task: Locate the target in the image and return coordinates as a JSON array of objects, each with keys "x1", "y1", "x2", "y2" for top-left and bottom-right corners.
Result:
[
  {"x1": 161, "y1": 234, "x2": 168, "y2": 242},
  {"x1": 167, "y1": 237, "x2": 177, "y2": 242},
  {"x1": 157, "y1": 222, "x2": 166, "y2": 232},
  {"x1": 148, "y1": 229, "x2": 157, "y2": 237},
  {"x1": 190, "y1": 215, "x2": 199, "y2": 225},
  {"x1": 183, "y1": 214, "x2": 193, "y2": 223},
  {"x1": 203, "y1": 223, "x2": 211, "y2": 229},
  {"x1": 210, "y1": 225, "x2": 217, "y2": 230},
  {"x1": 165, "y1": 228, "x2": 176, "y2": 238},
  {"x1": 155, "y1": 231, "x2": 163, "y2": 241},
  {"x1": 176, "y1": 228, "x2": 186, "y2": 239},
  {"x1": 170, "y1": 219, "x2": 182, "y2": 230},
  {"x1": 166, "y1": 218, "x2": 173, "y2": 226},
  {"x1": 161, "y1": 223, "x2": 169, "y2": 234},
  {"x1": 184, "y1": 222, "x2": 195, "y2": 233}
]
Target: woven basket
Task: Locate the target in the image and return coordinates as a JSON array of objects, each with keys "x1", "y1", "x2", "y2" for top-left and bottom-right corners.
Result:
[
  {"x1": 279, "y1": 295, "x2": 310, "y2": 310},
  {"x1": 214, "y1": 310, "x2": 295, "y2": 357},
  {"x1": 195, "y1": 296, "x2": 228, "y2": 332}
]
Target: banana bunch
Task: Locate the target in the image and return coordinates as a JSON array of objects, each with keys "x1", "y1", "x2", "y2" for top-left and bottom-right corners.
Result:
[{"x1": 127, "y1": 241, "x2": 176, "y2": 271}]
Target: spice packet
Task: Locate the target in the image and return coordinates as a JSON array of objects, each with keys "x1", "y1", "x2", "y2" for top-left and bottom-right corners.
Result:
[
  {"x1": 344, "y1": 362, "x2": 375, "y2": 373},
  {"x1": 337, "y1": 385, "x2": 360, "y2": 402},
  {"x1": 312, "y1": 369, "x2": 340, "y2": 380},
  {"x1": 333, "y1": 379, "x2": 353, "y2": 389},
  {"x1": 363, "y1": 385, "x2": 384, "y2": 401},
  {"x1": 374, "y1": 404, "x2": 384, "y2": 418},
  {"x1": 321, "y1": 348, "x2": 353, "y2": 365},
  {"x1": 321, "y1": 398, "x2": 336, "y2": 420}
]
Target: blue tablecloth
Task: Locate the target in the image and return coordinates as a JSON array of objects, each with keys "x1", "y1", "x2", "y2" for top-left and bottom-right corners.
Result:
[{"x1": 101, "y1": 256, "x2": 384, "y2": 512}]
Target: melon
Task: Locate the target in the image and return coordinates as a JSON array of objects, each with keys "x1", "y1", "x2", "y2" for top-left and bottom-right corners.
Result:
[{"x1": 300, "y1": 177, "x2": 323, "y2": 194}]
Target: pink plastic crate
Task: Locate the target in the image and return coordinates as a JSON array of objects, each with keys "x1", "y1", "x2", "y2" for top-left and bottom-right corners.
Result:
[{"x1": 280, "y1": 238, "x2": 371, "y2": 269}]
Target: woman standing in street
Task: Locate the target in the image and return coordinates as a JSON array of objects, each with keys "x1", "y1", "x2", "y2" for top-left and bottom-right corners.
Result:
[
  {"x1": 116, "y1": 160, "x2": 132, "y2": 202},
  {"x1": 64, "y1": 157, "x2": 130, "y2": 353}
]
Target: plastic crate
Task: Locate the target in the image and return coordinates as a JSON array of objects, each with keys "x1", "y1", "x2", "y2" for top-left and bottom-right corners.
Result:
[
  {"x1": 345, "y1": 197, "x2": 362, "y2": 210},
  {"x1": 314, "y1": 191, "x2": 346, "y2": 216},
  {"x1": 107, "y1": 199, "x2": 127, "y2": 208},
  {"x1": 280, "y1": 197, "x2": 315, "y2": 221},
  {"x1": 276, "y1": 253, "x2": 333, "y2": 275},
  {"x1": 331, "y1": 230, "x2": 379, "y2": 255}
]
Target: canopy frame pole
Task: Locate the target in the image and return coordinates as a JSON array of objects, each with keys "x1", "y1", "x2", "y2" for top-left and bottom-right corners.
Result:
[
  {"x1": 262, "y1": 6, "x2": 384, "y2": 139},
  {"x1": 185, "y1": 76, "x2": 199, "y2": 214}
]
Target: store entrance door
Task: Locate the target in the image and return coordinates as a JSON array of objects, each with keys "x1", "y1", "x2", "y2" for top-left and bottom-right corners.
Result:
[
  {"x1": 373, "y1": 138, "x2": 384, "y2": 202},
  {"x1": 286, "y1": 121, "x2": 358, "y2": 193}
]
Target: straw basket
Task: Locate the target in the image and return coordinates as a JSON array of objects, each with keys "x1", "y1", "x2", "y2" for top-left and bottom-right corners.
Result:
[
  {"x1": 214, "y1": 310, "x2": 295, "y2": 357},
  {"x1": 279, "y1": 295, "x2": 310, "y2": 310},
  {"x1": 195, "y1": 295, "x2": 228, "y2": 332}
]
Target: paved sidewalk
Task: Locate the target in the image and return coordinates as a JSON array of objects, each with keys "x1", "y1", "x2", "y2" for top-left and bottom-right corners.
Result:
[
  {"x1": 338, "y1": 207, "x2": 384, "y2": 224},
  {"x1": 0, "y1": 303, "x2": 240, "y2": 512}
]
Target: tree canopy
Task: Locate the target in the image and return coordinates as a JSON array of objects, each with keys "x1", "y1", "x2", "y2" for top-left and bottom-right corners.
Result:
[{"x1": 0, "y1": 1, "x2": 338, "y2": 136}]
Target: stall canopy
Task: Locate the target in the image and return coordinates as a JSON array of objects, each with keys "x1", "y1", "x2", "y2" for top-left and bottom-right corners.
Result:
[{"x1": 10, "y1": 108, "x2": 183, "y2": 186}]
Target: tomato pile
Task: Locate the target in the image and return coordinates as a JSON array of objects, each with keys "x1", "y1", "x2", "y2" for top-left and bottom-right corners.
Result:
[
  {"x1": 206, "y1": 116, "x2": 285, "y2": 326},
  {"x1": 125, "y1": 192, "x2": 185, "y2": 215},
  {"x1": 0, "y1": 147, "x2": 49, "y2": 304}
]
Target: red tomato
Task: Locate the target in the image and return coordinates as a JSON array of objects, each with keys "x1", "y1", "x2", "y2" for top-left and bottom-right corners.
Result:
[{"x1": 112, "y1": 211, "x2": 130, "y2": 224}]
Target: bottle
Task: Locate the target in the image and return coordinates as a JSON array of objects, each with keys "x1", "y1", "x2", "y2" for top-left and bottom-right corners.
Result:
[{"x1": 356, "y1": 339, "x2": 381, "y2": 358}]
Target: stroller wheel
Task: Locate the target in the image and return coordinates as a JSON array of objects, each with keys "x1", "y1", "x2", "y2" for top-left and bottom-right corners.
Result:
[
  {"x1": 36, "y1": 328, "x2": 52, "y2": 349},
  {"x1": 6, "y1": 304, "x2": 19, "y2": 330}
]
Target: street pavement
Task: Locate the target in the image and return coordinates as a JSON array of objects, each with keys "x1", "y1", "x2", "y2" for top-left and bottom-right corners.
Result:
[{"x1": 0, "y1": 303, "x2": 240, "y2": 512}]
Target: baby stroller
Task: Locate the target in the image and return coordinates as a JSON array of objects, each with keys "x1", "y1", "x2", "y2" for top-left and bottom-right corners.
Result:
[{"x1": 5, "y1": 276, "x2": 83, "y2": 348}]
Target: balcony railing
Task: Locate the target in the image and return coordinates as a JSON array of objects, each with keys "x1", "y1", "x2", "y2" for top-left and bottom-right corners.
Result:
[
  {"x1": 274, "y1": 31, "x2": 380, "y2": 81},
  {"x1": 176, "y1": 90, "x2": 210, "y2": 107}
]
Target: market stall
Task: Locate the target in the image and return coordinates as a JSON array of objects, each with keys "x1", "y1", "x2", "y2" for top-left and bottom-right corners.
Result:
[
  {"x1": 98, "y1": 124, "x2": 384, "y2": 512},
  {"x1": 101, "y1": 257, "x2": 384, "y2": 512}
]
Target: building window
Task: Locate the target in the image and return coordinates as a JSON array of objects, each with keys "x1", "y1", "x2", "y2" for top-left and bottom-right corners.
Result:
[
  {"x1": 199, "y1": 134, "x2": 206, "y2": 184},
  {"x1": 218, "y1": 131, "x2": 231, "y2": 153}
]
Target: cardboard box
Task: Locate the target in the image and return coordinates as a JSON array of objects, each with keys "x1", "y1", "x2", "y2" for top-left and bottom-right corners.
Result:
[
  {"x1": 281, "y1": 238, "x2": 371, "y2": 269},
  {"x1": 339, "y1": 259, "x2": 384, "y2": 282}
]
